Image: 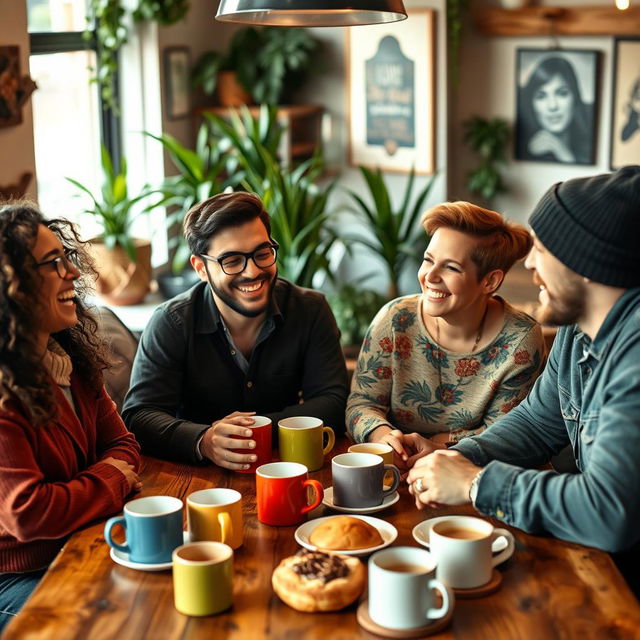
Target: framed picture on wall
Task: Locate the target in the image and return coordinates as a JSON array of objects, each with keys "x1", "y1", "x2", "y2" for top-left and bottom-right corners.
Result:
[
  {"x1": 610, "y1": 37, "x2": 640, "y2": 170},
  {"x1": 345, "y1": 9, "x2": 436, "y2": 174},
  {"x1": 163, "y1": 47, "x2": 191, "y2": 120},
  {"x1": 515, "y1": 48, "x2": 600, "y2": 165}
]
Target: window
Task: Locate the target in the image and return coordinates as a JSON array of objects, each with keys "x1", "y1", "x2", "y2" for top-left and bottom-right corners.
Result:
[{"x1": 27, "y1": 0, "x2": 119, "y2": 235}]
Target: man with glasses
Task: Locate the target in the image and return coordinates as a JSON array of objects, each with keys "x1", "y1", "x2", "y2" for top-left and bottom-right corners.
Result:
[{"x1": 122, "y1": 192, "x2": 348, "y2": 468}]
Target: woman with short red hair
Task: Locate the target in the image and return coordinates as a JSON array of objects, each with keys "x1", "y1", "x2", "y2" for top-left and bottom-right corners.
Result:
[{"x1": 346, "y1": 201, "x2": 545, "y2": 474}]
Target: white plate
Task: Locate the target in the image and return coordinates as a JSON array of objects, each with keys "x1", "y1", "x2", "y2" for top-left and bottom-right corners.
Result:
[
  {"x1": 322, "y1": 487, "x2": 400, "y2": 514},
  {"x1": 412, "y1": 517, "x2": 509, "y2": 555},
  {"x1": 109, "y1": 531, "x2": 189, "y2": 571},
  {"x1": 295, "y1": 515, "x2": 397, "y2": 557}
]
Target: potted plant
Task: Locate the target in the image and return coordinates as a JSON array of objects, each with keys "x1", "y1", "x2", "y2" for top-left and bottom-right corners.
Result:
[
  {"x1": 206, "y1": 105, "x2": 340, "y2": 289},
  {"x1": 146, "y1": 122, "x2": 243, "y2": 298},
  {"x1": 327, "y1": 283, "x2": 388, "y2": 358},
  {"x1": 463, "y1": 116, "x2": 510, "y2": 205},
  {"x1": 66, "y1": 145, "x2": 156, "y2": 305},
  {"x1": 345, "y1": 167, "x2": 436, "y2": 300},
  {"x1": 191, "y1": 26, "x2": 319, "y2": 106}
]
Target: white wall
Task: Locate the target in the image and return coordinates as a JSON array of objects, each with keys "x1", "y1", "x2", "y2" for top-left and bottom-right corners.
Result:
[
  {"x1": 450, "y1": 0, "x2": 620, "y2": 225},
  {"x1": 0, "y1": 1, "x2": 37, "y2": 202}
]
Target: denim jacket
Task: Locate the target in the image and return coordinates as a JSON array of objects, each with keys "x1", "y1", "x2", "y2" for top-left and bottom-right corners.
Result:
[{"x1": 454, "y1": 288, "x2": 640, "y2": 553}]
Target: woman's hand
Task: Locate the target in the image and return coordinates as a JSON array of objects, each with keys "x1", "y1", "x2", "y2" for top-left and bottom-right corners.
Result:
[
  {"x1": 404, "y1": 433, "x2": 445, "y2": 469},
  {"x1": 529, "y1": 129, "x2": 575, "y2": 163},
  {"x1": 369, "y1": 427, "x2": 410, "y2": 470},
  {"x1": 102, "y1": 457, "x2": 142, "y2": 493},
  {"x1": 199, "y1": 411, "x2": 258, "y2": 471}
]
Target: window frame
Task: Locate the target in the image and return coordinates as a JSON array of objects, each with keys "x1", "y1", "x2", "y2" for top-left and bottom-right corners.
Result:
[{"x1": 28, "y1": 29, "x2": 121, "y2": 171}]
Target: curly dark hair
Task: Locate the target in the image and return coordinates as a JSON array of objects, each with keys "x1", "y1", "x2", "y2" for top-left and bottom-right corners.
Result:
[{"x1": 0, "y1": 201, "x2": 111, "y2": 424}]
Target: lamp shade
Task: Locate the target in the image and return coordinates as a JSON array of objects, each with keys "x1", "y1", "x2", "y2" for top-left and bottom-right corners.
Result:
[{"x1": 215, "y1": 0, "x2": 408, "y2": 26}]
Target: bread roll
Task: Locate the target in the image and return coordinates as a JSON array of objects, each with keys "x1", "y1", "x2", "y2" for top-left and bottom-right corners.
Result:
[
  {"x1": 309, "y1": 516, "x2": 383, "y2": 551},
  {"x1": 272, "y1": 550, "x2": 365, "y2": 612}
]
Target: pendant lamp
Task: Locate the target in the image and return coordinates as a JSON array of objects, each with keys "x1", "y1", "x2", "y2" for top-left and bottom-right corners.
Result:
[{"x1": 215, "y1": 0, "x2": 408, "y2": 27}]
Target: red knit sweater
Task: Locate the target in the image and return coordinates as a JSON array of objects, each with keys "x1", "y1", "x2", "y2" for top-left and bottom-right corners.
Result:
[{"x1": 0, "y1": 374, "x2": 141, "y2": 572}]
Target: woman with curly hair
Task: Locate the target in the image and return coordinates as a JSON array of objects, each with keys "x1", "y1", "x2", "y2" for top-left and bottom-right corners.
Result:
[
  {"x1": 346, "y1": 202, "x2": 546, "y2": 476},
  {"x1": 0, "y1": 202, "x2": 141, "y2": 630}
]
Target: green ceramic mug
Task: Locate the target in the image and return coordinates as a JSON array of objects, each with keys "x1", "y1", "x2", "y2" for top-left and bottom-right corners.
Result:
[{"x1": 278, "y1": 416, "x2": 335, "y2": 472}]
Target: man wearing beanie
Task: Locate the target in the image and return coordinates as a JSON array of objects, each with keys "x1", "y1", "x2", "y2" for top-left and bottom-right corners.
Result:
[{"x1": 407, "y1": 165, "x2": 640, "y2": 597}]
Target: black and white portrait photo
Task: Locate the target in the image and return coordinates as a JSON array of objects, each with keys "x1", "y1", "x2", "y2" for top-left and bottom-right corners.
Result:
[
  {"x1": 610, "y1": 38, "x2": 640, "y2": 170},
  {"x1": 515, "y1": 49, "x2": 599, "y2": 165}
]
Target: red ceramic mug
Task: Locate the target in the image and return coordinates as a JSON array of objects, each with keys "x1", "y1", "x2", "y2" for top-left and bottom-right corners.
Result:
[
  {"x1": 256, "y1": 462, "x2": 324, "y2": 526},
  {"x1": 231, "y1": 415, "x2": 272, "y2": 474}
]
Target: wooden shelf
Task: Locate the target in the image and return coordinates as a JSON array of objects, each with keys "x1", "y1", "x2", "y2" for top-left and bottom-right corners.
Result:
[{"x1": 474, "y1": 5, "x2": 640, "y2": 36}]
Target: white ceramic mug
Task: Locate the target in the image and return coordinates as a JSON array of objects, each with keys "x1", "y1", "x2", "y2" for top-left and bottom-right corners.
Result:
[
  {"x1": 429, "y1": 515, "x2": 515, "y2": 589},
  {"x1": 368, "y1": 546, "x2": 453, "y2": 630}
]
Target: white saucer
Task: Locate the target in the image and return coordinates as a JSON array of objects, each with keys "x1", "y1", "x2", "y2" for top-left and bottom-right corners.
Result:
[
  {"x1": 412, "y1": 517, "x2": 509, "y2": 555},
  {"x1": 295, "y1": 514, "x2": 397, "y2": 557},
  {"x1": 322, "y1": 487, "x2": 400, "y2": 514},
  {"x1": 109, "y1": 531, "x2": 189, "y2": 571}
]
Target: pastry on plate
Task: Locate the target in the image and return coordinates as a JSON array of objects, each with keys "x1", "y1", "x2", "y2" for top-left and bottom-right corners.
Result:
[
  {"x1": 308, "y1": 515, "x2": 383, "y2": 551},
  {"x1": 272, "y1": 549, "x2": 365, "y2": 612}
]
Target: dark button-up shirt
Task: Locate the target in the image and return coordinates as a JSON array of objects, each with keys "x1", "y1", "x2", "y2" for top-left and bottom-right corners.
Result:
[
  {"x1": 122, "y1": 279, "x2": 349, "y2": 463},
  {"x1": 454, "y1": 288, "x2": 640, "y2": 554}
]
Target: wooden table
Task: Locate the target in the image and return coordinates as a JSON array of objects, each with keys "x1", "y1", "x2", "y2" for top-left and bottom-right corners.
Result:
[{"x1": 5, "y1": 438, "x2": 639, "y2": 639}]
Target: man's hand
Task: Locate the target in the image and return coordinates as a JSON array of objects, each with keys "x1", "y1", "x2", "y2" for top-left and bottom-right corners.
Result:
[
  {"x1": 102, "y1": 457, "x2": 142, "y2": 493},
  {"x1": 406, "y1": 450, "x2": 481, "y2": 509},
  {"x1": 199, "y1": 411, "x2": 258, "y2": 471}
]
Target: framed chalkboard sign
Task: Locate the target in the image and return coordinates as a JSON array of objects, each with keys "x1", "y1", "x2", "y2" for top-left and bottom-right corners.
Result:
[{"x1": 345, "y1": 9, "x2": 435, "y2": 174}]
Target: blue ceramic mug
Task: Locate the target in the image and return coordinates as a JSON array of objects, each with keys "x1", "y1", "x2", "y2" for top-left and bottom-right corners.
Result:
[{"x1": 104, "y1": 496, "x2": 184, "y2": 564}]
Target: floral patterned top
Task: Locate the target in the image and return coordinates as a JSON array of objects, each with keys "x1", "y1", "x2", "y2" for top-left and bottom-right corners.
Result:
[{"x1": 346, "y1": 295, "x2": 545, "y2": 444}]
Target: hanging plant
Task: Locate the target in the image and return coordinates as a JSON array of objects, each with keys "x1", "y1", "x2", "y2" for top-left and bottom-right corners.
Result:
[
  {"x1": 86, "y1": 0, "x2": 189, "y2": 112},
  {"x1": 463, "y1": 116, "x2": 511, "y2": 205},
  {"x1": 446, "y1": 0, "x2": 469, "y2": 88}
]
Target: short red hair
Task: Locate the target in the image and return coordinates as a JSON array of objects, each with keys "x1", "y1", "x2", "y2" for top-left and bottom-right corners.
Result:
[{"x1": 422, "y1": 201, "x2": 531, "y2": 280}]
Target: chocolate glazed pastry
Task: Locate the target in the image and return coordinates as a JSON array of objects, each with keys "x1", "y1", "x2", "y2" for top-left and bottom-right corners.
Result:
[{"x1": 272, "y1": 549, "x2": 366, "y2": 612}]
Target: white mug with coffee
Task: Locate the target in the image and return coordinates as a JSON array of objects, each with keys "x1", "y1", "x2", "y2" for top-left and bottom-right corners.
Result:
[
  {"x1": 368, "y1": 546, "x2": 453, "y2": 630},
  {"x1": 429, "y1": 515, "x2": 515, "y2": 589}
]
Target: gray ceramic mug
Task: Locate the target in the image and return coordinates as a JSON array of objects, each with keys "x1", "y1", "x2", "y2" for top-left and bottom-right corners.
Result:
[{"x1": 331, "y1": 452, "x2": 400, "y2": 508}]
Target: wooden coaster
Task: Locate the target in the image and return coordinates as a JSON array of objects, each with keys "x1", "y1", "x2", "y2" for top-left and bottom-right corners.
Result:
[
  {"x1": 453, "y1": 569, "x2": 502, "y2": 599},
  {"x1": 356, "y1": 599, "x2": 453, "y2": 638}
]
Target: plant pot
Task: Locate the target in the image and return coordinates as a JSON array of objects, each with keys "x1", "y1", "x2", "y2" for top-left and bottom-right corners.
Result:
[
  {"x1": 156, "y1": 270, "x2": 200, "y2": 300},
  {"x1": 216, "y1": 71, "x2": 253, "y2": 107},
  {"x1": 89, "y1": 238, "x2": 152, "y2": 306}
]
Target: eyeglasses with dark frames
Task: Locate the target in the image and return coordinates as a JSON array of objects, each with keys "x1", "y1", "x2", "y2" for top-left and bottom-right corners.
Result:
[
  {"x1": 35, "y1": 249, "x2": 80, "y2": 279},
  {"x1": 200, "y1": 243, "x2": 279, "y2": 275}
]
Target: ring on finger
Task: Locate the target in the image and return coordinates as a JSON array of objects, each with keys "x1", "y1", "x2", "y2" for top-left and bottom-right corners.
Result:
[{"x1": 414, "y1": 477, "x2": 424, "y2": 493}]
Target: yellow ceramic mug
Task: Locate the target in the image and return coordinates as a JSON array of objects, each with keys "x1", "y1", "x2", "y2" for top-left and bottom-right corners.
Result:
[
  {"x1": 348, "y1": 442, "x2": 394, "y2": 465},
  {"x1": 278, "y1": 416, "x2": 335, "y2": 472},
  {"x1": 348, "y1": 443, "x2": 394, "y2": 486},
  {"x1": 187, "y1": 488, "x2": 243, "y2": 550},
  {"x1": 172, "y1": 541, "x2": 233, "y2": 616}
]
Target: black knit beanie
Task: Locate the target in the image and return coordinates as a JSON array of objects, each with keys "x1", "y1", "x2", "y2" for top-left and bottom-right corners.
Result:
[{"x1": 529, "y1": 165, "x2": 640, "y2": 288}]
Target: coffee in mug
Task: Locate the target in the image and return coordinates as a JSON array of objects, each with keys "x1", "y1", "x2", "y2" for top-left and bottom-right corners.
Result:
[
  {"x1": 331, "y1": 452, "x2": 400, "y2": 508},
  {"x1": 429, "y1": 515, "x2": 515, "y2": 589},
  {"x1": 278, "y1": 416, "x2": 335, "y2": 472},
  {"x1": 368, "y1": 546, "x2": 453, "y2": 630},
  {"x1": 104, "y1": 495, "x2": 183, "y2": 565},
  {"x1": 172, "y1": 541, "x2": 233, "y2": 616},
  {"x1": 187, "y1": 488, "x2": 243, "y2": 549}
]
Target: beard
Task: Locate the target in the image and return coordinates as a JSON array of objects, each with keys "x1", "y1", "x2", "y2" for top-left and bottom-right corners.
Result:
[
  {"x1": 535, "y1": 272, "x2": 586, "y2": 327},
  {"x1": 206, "y1": 268, "x2": 277, "y2": 318}
]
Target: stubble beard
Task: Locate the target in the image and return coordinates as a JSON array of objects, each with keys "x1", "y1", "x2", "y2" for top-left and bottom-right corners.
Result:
[
  {"x1": 206, "y1": 269, "x2": 277, "y2": 319},
  {"x1": 536, "y1": 276, "x2": 586, "y2": 327}
]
